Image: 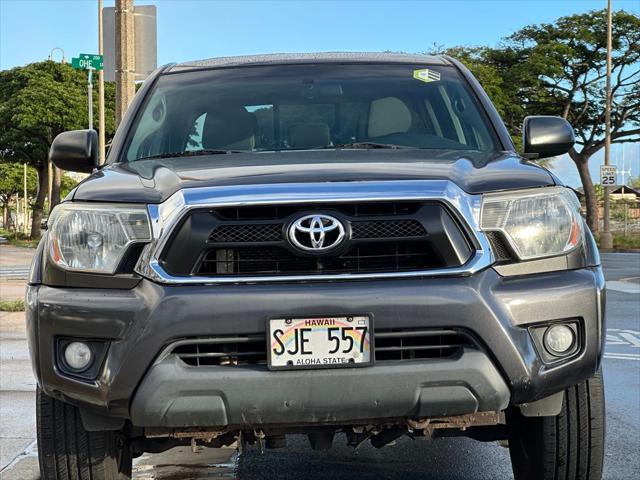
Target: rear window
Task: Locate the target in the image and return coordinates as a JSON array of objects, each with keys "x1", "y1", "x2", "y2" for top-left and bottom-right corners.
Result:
[{"x1": 124, "y1": 63, "x2": 498, "y2": 162}]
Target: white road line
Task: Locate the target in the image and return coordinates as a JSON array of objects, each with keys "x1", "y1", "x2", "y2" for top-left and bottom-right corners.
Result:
[
  {"x1": 604, "y1": 354, "x2": 640, "y2": 361},
  {"x1": 607, "y1": 280, "x2": 640, "y2": 294}
]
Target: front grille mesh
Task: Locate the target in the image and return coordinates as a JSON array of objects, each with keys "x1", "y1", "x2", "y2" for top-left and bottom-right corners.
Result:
[
  {"x1": 198, "y1": 243, "x2": 441, "y2": 276},
  {"x1": 209, "y1": 224, "x2": 283, "y2": 243},
  {"x1": 168, "y1": 329, "x2": 474, "y2": 367},
  {"x1": 351, "y1": 219, "x2": 426, "y2": 239}
]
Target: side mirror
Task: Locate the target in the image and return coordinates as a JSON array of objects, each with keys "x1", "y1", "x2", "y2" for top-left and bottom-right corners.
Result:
[
  {"x1": 49, "y1": 129, "x2": 99, "y2": 173},
  {"x1": 522, "y1": 116, "x2": 575, "y2": 159}
]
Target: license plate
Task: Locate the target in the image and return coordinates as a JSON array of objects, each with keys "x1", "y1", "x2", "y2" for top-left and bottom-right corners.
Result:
[{"x1": 267, "y1": 316, "x2": 372, "y2": 370}]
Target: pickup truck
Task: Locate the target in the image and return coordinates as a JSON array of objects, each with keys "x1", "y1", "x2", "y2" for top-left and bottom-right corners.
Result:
[{"x1": 28, "y1": 53, "x2": 605, "y2": 480}]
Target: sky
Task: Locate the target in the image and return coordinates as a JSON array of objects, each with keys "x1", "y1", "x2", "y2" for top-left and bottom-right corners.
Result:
[{"x1": 0, "y1": 0, "x2": 638, "y2": 186}]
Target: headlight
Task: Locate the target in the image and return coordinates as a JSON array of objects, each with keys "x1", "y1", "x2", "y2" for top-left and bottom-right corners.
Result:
[
  {"x1": 481, "y1": 187, "x2": 583, "y2": 260},
  {"x1": 48, "y1": 203, "x2": 151, "y2": 273}
]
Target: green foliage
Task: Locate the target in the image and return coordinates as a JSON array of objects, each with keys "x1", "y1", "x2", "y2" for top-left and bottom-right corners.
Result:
[
  {"x1": 60, "y1": 175, "x2": 79, "y2": 200},
  {"x1": 0, "y1": 161, "x2": 37, "y2": 207},
  {"x1": 612, "y1": 233, "x2": 640, "y2": 250},
  {"x1": 432, "y1": 9, "x2": 640, "y2": 233},
  {"x1": 436, "y1": 10, "x2": 640, "y2": 152},
  {"x1": 0, "y1": 61, "x2": 117, "y2": 170},
  {"x1": 0, "y1": 299, "x2": 25, "y2": 312}
]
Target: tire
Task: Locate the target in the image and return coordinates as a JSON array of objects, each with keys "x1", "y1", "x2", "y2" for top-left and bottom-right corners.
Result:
[
  {"x1": 508, "y1": 368, "x2": 605, "y2": 480},
  {"x1": 37, "y1": 388, "x2": 132, "y2": 480}
]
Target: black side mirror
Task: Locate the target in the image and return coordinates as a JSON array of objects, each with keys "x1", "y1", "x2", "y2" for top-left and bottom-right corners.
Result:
[
  {"x1": 522, "y1": 116, "x2": 575, "y2": 159},
  {"x1": 49, "y1": 129, "x2": 99, "y2": 173}
]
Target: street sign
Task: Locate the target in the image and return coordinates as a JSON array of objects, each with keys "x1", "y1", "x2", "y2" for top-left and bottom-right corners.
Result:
[
  {"x1": 600, "y1": 165, "x2": 618, "y2": 186},
  {"x1": 71, "y1": 53, "x2": 104, "y2": 71}
]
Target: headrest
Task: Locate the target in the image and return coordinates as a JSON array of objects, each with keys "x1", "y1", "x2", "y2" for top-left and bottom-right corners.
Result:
[
  {"x1": 288, "y1": 123, "x2": 330, "y2": 149},
  {"x1": 367, "y1": 97, "x2": 412, "y2": 138},
  {"x1": 202, "y1": 106, "x2": 257, "y2": 150}
]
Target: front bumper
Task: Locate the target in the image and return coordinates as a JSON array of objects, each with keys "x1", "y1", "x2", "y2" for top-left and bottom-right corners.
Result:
[{"x1": 27, "y1": 266, "x2": 605, "y2": 427}]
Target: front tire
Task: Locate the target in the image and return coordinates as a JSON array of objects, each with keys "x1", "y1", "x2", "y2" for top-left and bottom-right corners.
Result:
[
  {"x1": 37, "y1": 388, "x2": 132, "y2": 480},
  {"x1": 508, "y1": 368, "x2": 605, "y2": 480}
]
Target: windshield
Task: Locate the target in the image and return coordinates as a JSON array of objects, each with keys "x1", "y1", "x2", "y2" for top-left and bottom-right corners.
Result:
[{"x1": 124, "y1": 63, "x2": 499, "y2": 162}]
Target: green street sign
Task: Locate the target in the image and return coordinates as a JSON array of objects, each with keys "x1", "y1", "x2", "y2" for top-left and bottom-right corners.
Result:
[{"x1": 71, "y1": 53, "x2": 103, "y2": 71}]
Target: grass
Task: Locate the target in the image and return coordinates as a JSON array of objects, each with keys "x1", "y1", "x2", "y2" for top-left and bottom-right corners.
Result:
[
  {"x1": 612, "y1": 233, "x2": 640, "y2": 250},
  {"x1": 0, "y1": 299, "x2": 25, "y2": 312},
  {"x1": 0, "y1": 229, "x2": 39, "y2": 248},
  {"x1": 595, "y1": 232, "x2": 640, "y2": 251}
]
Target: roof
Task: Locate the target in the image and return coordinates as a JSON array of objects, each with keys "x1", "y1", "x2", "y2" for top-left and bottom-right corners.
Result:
[
  {"x1": 611, "y1": 185, "x2": 640, "y2": 196},
  {"x1": 169, "y1": 52, "x2": 449, "y2": 72}
]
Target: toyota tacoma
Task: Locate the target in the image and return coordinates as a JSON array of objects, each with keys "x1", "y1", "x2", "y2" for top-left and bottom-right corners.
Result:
[{"x1": 28, "y1": 53, "x2": 605, "y2": 480}]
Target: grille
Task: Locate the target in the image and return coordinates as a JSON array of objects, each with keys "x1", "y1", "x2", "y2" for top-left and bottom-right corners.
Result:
[
  {"x1": 161, "y1": 201, "x2": 473, "y2": 277},
  {"x1": 167, "y1": 329, "x2": 474, "y2": 367},
  {"x1": 374, "y1": 329, "x2": 474, "y2": 361},
  {"x1": 198, "y1": 243, "x2": 442, "y2": 276},
  {"x1": 209, "y1": 224, "x2": 283, "y2": 243},
  {"x1": 213, "y1": 202, "x2": 423, "y2": 221},
  {"x1": 485, "y1": 231, "x2": 513, "y2": 262},
  {"x1": 352, "y1": 219, "x2": 426, "y2": 239}
]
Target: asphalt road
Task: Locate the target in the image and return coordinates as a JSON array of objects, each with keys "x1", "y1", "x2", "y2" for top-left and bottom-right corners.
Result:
[{"x1": 1, "y1": 252, "x2": 638, "y2": 480}]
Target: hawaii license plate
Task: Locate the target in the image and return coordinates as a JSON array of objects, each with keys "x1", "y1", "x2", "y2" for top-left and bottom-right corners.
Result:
[{"x1": 267, "y1": 316, "x2": 372, "y2": 370}]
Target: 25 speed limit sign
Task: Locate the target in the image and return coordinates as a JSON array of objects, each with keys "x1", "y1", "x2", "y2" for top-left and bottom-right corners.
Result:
[{"x1": 600, "y1": 165, "x2": 618, "y2": 186}]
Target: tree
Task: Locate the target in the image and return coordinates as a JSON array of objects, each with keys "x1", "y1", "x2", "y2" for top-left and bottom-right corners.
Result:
[
  {"x1": 495, "y1": 10, "x2": 639, "y2": 233},
  {"x1": 436, "y1": 10, "x2": 639, "y2": 233},
  {"x1": 0, "y1": 161, "x2": 37, "y2": 230},
  {"x1": 0, "y1": 61, "x2": 116, "y2": 239}
]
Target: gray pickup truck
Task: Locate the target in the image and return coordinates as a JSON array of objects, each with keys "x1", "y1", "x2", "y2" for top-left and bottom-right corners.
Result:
[{"x1": 28, "y1": 53, "x2": 605, "y2": 480}]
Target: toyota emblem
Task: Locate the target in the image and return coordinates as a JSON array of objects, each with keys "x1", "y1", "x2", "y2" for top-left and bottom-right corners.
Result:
[{"x1": 288, "y1": 214, "x2": 346, "y2": 252}]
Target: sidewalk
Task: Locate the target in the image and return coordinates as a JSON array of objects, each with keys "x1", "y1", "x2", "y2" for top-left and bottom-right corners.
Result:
[
  {"x1": 0, "y1": 311, "x2": 36, "y2": 473},
  {"x1": 0, "y1": 245, "x2": 35, "y2": 302}
]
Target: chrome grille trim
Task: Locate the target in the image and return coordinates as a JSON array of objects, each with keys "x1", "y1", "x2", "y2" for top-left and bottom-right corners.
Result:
[{"x1": 136, "y1": 180, "x2": 493, "y2": 284}]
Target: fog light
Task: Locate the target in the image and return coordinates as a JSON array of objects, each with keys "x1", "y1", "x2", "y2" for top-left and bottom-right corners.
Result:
[
  {"x1": 544, "y1": 325, "x2": 575, "y2": 355},
  {"x1": 64, "y1": 342, "x2": 93, "y2": 371}
]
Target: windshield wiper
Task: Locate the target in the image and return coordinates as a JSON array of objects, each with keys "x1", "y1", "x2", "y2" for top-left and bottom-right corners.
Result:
[
  {"x1": 327, "y1": 142, "x2": 412, "y2": 150},
  {"x1": 134, "y1": 149, "x2": 243, "y2": 161}
]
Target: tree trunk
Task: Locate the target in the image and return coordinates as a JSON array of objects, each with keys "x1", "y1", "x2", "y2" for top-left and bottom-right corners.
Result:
[
  {"x1": 30, "y1": 164, "x2": 48, "y2": 240},
  {"x1": 2, "y1": 205, "x2": 8, "y2": 229},
  {"x1": 572, "y1": 153, "x2": 599, "y2": 234},
  {"x1": 50, "y1": 165, "x2": 62, "y2": 209}
]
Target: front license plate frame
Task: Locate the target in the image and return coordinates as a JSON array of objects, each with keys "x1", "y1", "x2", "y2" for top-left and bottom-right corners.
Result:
[{"x1": 267, "y1": 315, "x2": 374, "y2": 371}]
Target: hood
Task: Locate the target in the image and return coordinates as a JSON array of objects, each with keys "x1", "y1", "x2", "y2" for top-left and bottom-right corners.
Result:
[{"x1": 71, "y1": 149, "x2": 557, "y2": 204}]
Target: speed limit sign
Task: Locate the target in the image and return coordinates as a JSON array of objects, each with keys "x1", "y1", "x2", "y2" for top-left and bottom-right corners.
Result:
[{"x1": 600, "y1": 165, "x2": 617, "y2": 186}]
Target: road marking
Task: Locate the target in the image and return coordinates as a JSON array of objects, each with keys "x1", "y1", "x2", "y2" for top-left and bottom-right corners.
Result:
[
  {"x1": 607, "y1": 280, "x2": 640, "y2": 294},
  {"x1": 606, "y1": 329, "x2": 640, "y2": 348},
  {"x1": 604, "y1": 353, "x2": 640, "y2": 361},
  {"x1": 0, "y1": 266, "x2": 30, "y2": 279}
]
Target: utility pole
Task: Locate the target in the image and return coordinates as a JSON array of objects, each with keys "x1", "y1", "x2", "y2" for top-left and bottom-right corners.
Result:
[
  {"x1": 601, "y1": 0, "x2": 614, "y2": 249},
  {"x1": 115, "y1": 0, "x2": 135, "y2": 126},
  {"x1": 88, "y1": 67, "x2": 94, "y2": 130},
  {"x1": 98, "y1": 0, "x2": 106, "y2": 164},
  {"x1": 23, "y1": 163, "x2": 27, "y2": 235}
]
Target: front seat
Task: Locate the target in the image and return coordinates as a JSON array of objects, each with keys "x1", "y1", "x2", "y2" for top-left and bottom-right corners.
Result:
[
  {"x1": 202, "y1": 106, "x2": 258, "y2": 150},
  {"x1": 367, "y1": 97, "x2": 412, "y2": 138}
]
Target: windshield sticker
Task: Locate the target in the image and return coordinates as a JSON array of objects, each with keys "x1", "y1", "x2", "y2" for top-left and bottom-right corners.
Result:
[{"x1": 413, "y1": 68, "x2": 441, "y2": 83}]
